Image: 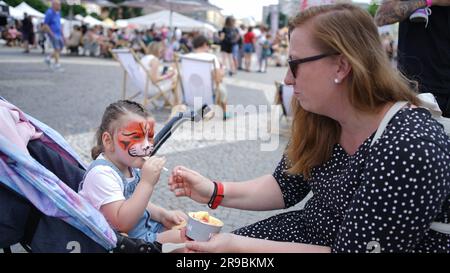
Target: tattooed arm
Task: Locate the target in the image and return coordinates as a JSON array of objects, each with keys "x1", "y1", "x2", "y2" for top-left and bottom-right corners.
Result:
[
  {"x1": 374, "y1": 0, "x2": 428, "y2": 26},
  {"x1": 375, "y1": 0, "x2": 450, "y2": 26}
]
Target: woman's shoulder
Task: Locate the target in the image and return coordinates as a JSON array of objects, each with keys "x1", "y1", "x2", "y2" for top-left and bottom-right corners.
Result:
[{"x1": 382, "y1": 107, "x2": 450, "y2": 154}]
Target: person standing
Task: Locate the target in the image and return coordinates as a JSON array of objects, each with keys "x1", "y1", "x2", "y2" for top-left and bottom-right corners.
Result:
[
  {"x1": 37, "y1": 23, "x2": 47, "y2": 54},
  {"x1": 21, "y1": 13, "x2": 34, "y2": 53},
  {"x1": 375, "y1": 0, "x2": 450, "y2": 117},
  {"x1": 43, "y1": 0, "x2": 65, "y2": 71},
  {"x1": 242, "y1": 26, "x2": 256, "y2": 72},
  {"x1": 220, "y1": 16, "x2": 239, "y2": 76}
]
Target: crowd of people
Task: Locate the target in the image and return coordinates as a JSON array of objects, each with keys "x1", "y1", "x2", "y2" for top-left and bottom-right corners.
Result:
[{"x1": 1, "y1": 10, "x2": 290, "y2": 75}]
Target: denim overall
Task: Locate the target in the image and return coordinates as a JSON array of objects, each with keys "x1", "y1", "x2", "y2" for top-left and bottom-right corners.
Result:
[{"x1": 80, "y1": 157, "x2": 163, "y2": 243}]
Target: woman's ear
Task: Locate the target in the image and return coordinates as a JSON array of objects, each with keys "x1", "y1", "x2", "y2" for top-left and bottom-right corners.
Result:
[
  {"x1": 102, "y1": 131, "x2": 114, "y2": 153},
  {"x1": 335, "y1": 55, "x2": 352, "y2": 82}
]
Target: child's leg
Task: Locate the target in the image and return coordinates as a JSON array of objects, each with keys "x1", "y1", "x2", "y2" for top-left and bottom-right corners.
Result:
[
  {"x1": 156, "y1": 228, "x2": 184, "y2": 244},
  {"x1": 262, "y1": 57, "x2": 268, "y2": 72}
]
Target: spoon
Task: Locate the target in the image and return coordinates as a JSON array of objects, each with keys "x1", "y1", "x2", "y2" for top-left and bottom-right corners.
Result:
[{"x1": 162, "y1": 242, "x2": 186, "y2": 253}]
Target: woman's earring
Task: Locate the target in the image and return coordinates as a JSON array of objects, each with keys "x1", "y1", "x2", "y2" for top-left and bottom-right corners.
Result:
[{"x1": 334, "y1": 78, "x2": 340, "y2": 84}]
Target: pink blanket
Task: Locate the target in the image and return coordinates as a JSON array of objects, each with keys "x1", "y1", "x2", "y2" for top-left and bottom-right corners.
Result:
[{"x1": 0, "y1": 100, "x2": 42, "y2": 154}]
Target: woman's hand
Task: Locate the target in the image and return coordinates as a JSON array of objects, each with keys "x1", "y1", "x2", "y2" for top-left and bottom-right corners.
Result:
[
  {"x1": 185, "y1": 233, "x2": 237, "y2": 253},
  {"x1": 140, "y1": 156, "x2": 166, "y2": 187},
  {"x1": 168, "y1": 166, "x2": 215, "y2": 204},
  {"x1": 161, "y1": 209, "x2": 188, "y2": 229}
]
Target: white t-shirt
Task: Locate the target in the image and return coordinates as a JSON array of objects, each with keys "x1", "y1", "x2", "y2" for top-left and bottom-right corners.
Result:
[{"x1": 79, "y1": 155, "x2": 135, "y2": 210}]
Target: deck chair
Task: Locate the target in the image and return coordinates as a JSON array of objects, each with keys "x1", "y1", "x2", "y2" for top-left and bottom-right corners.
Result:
[
  {"x1": 111, "y1": 48, "x2": 177, "y2": 109},
  {"x1": 175, "y1": 54, "x2": 221, "y2": 112},
  {"x1": 270, "y1": 81, "x2": 294, "y2": 136}
]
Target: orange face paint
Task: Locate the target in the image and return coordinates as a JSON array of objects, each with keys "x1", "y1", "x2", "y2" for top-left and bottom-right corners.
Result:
[{"x1": 117, "y1": 120, "x2": 155, "y2": 157}]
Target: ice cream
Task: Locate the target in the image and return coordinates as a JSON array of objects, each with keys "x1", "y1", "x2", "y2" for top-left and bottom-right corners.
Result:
[{"x1": 186, "y1": 211, "x2": 223, "y2": 241}]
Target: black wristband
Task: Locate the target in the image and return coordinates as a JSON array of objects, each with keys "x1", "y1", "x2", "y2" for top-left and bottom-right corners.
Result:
[{"x1": 207, "y1": 181, "x2": 218, "y2": 208}]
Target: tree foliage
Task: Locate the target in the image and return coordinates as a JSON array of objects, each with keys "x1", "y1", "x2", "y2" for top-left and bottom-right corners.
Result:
[
  {"x1": 367, "y1": 2, "x2": 379, "y2": 17},
  {"x1": 4, "y1": 0, "x2": 48, "y2": 13},
  {"x1": 265, "y1": 12, "x2": 288, "y2": 29},
  {"x1": 61, "y1": 3, "x2": 87, "y2": 17}
]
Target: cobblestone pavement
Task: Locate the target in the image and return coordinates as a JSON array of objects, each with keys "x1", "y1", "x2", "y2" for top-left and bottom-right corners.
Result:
[{"x1": 0, "y1": 48, "x2": 307, "y2": 251}]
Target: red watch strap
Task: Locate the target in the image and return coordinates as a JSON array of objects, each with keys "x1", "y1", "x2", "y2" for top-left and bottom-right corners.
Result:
[{"x1": 209, "y1": 181, "x2": 224, "y2": 209}]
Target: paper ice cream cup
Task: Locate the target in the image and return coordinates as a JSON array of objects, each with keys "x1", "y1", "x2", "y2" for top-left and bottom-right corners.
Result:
[{"x1": 186, "y1": 211, "x2": 224, "y2": 242}]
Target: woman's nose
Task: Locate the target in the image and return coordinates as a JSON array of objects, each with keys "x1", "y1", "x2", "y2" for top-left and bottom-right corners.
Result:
[{"x1": 284, "y1": 69, "x2": 295, "y2": 86}]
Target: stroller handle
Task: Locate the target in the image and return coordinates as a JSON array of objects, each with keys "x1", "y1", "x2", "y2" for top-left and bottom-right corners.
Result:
[{"x1": 150, "y1": 105, "x2": 211, "y2": 156}]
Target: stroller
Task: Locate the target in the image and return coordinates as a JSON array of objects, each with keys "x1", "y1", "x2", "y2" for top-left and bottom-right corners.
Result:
[{"x1": 0, "y1": 98, "x2": 210, "y2": 253}]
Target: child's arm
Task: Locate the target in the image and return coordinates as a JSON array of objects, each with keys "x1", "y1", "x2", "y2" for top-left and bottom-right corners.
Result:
[
  {"x1": 101, "y1": 182, "x2": 154, "y2": 232},
  {"x1": 100, "y1": 156, "x2": 166, "y2": 233},
  {"x1": 147, "y1": 202, "x2": 187, "y2": 229}
]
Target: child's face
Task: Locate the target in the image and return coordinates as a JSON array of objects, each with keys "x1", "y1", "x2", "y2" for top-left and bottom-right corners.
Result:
[{"x1": 114, "y1": 114, "x2": 155, "y2": 168}]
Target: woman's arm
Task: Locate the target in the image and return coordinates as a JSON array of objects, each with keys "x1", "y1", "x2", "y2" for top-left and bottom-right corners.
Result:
[
  {"x1": 170, "y1": 155, "x2": 311, "y2": 211},
  {"x1": 375, "y1": 0, "x2": 450, "y2": 26},
  {"x1": 148, "y1": 58, "x2": 173, "y2": 83},
  {"x1": 221, "y1": 175, "x2": 285, "y2": 211},
  {"x1": 186, "y1": 233, "x2": 331, "y2": 253},
  {"x1": 375, "y1": 0, "x2": 428, "y2": 26},
  {"x1": 169, "y1": 166, "x2": 286, "y2": 211}
]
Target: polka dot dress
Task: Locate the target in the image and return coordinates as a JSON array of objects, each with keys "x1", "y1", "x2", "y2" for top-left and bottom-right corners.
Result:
[{"x1": 233, "y1": 108, "x2": 450, "y2": 252}]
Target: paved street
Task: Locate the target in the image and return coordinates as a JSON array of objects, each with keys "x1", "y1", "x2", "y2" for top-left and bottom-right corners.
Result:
[{"x1": 0, "y1": 47, "x2": 307, "y2": 251}]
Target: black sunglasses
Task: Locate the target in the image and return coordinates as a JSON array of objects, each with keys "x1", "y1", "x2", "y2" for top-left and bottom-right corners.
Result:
[{"x1": 288, "y1": 53, "x2": 339, "y2": 78}]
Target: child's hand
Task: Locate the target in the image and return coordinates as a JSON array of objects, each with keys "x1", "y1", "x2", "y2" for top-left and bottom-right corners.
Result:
[
  {"x1": 161, "y1": 210, "x2": 188, "y2": 230},
  {"x1": 140, "y1": 156, "x2": 166, "y2": 187}
]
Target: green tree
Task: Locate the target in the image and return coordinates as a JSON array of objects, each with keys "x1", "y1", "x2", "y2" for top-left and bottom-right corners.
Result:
[
  {"x1": 367, "y1": 2, "x2": 379, "y2": 17},
  {"x1": 4, "y1": 0, "x2": 48, "y2": 13},
  {"x1": 61, "y1": 3, "x2": 87, "y2": 17},
  {"x1": 89, "y1": 12, "x2": 101, "y2": 20},
  {"x1": 265, "y1": 12, "x2": 288, "y2": 29}
]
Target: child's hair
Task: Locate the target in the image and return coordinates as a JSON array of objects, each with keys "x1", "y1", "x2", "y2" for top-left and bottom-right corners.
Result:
[{"x1": 91, "y1": 100, "x2": 150, "y2": 160}]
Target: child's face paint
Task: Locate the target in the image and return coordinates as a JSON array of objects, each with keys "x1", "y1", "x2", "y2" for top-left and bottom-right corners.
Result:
[{"x1": 117, "y1": 119, "x2": 155, "y2": 157}]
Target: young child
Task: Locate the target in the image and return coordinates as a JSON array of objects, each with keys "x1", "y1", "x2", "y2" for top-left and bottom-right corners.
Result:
[
  {"x1": 259, "y1": 33, "x2": 272, "y2": 73},
  {"x1": 79, "y1": 100, "x2": 186, "y2": 245}
]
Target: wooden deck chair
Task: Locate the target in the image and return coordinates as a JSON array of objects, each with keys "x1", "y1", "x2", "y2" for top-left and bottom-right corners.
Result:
[
  {"x1": 110, "y1": 48, "x2": 176, "y2": 109},
  {"x1": 271, "y1": 80, "x2": 294, "y2": 136},
  {"x1": 175, "y1": 54, "x2": 221, "y2": 112}
]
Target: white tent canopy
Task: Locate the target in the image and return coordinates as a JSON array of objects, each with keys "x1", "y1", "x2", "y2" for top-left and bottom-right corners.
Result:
[
  {"x1": 115, "y1": 19, "x2": 129, "y2": 28},
  {"x1": 82, "y1": 15, "x2": 105, "y2": 27},
  {"x1": 124, "y1": 10, "x2": 216, "y2": 33},
  {"x1": 8, "y1": 6, "x2": 24, "y2": 19},
  {"x1": 14, "y1": 2, "x2": 44, "y2": 18}
]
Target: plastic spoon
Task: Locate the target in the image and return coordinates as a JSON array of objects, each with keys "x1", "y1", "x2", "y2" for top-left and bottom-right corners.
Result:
[{"x1": 162, "y1": 243, "x2": 186, "y2": 253}]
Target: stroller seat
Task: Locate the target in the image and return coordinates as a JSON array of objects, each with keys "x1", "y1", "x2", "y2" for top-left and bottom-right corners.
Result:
[{"x1": 0, "y1": 138, "x2": 109, "y2": 253}]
